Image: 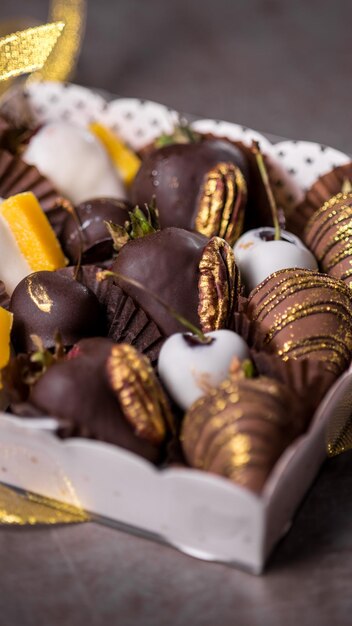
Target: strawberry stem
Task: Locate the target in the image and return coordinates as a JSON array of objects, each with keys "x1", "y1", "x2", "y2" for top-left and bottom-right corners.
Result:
[{"x1": 252, "y1": 141, "x2": 281, "y2": 241}]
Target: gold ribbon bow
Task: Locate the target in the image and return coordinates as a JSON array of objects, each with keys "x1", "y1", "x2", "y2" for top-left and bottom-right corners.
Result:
[{"x1": 0, "y1": 0, "x2": 86, "y2": 84}]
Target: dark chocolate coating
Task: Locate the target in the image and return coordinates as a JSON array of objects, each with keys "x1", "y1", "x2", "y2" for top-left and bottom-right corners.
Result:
[
  {"x1": 10, "y1": 271, "x2": 105, "y2": 353},
  {"x1": 67, "y1": 336, "x2": 114, "y2": 363},
  {"x1": 113, "y1": 227, "x2": 208, "y2": 335},
  {"x1": 30, "y1": 355, "x2": 160, "y2": 463},
  {"x1": 131, "y1": 139, "x2": 248, "y2": 231},
  {"x1": 61, "y1": 198, "x2": 132, "y2": 265}
]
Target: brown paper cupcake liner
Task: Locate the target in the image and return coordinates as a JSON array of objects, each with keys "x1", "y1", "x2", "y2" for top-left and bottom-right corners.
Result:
[
  {"x1": 0, "y1": 281, "x2": 10, "y2": 310},
  {"x1": 0, "y1": 116, "x2": 12, "y2": 147},
  {"x1": 230, "y1": 310, "x2": 265, "y2": 351},
  {"x1": 60, "y1": 266, "x2": 166, "y2": 364},
  {"x1": 235, "y1": 292, "x2": 250, "y2": 315},
  {"x1": 0, "y1": 148, "x2": 60, "y2": 213},
  {"x1": 250, "y1": 349, "x2": 338, "y2": 424},
  {"x1": 287, "y1": 162, "x2": 352, "y2": 237},
  {"x1": 58, "y1": 265, "x2": 109, "y2": 301},
  {"x1": 45, "y1": 202, "x2": 70, "y2": 239},
  {"x1": 104, "y1": 283, "x2": 165, "y2": 364}
]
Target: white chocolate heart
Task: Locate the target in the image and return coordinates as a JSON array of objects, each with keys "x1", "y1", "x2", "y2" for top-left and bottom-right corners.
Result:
[
  {"x1": 23, "y1": 122, "x2": 126, "y2": 205},
  {"x1": 234, "y1": 227, "x2": 318, "y2": 293},
  {"x1": 158, "y1": 330, "x2": 250, "y2": 410}
]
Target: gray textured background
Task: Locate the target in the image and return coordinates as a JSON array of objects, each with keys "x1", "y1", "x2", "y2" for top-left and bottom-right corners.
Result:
[
  {"x1": 2, "y1": 1, "x2": 352, "y2": 624},
  {"x1": 5, "y1": 0, "x2": 352, "y2": 152}
]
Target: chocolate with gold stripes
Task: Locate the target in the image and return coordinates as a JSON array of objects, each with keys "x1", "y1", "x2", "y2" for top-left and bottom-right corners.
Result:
[
  {"x1": 303, "y1": 192, "x2": 352, "y2": 287},
  {"x1": 247, "y1": 268, "x2": 352, "y2": 376},
  {"x1": 181, "y1": 375, "x2": 301, "y2": 493}
]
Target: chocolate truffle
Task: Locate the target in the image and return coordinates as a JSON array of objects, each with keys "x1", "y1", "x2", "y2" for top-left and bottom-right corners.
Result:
[
  {"x1": 303, "y1": 192, "x2": 352, "y2": 287},
  {"x1": 10, "y1": 271, "x2": 104, "y2": 353},
  {"x1": 131, "y1": 139, "x2": 248, "y2": 246},
  {"x1": 30, "y1": 342, "x2": 173, "y2": 463},
  {"x1": 181, "y1": 375, "x2": 301, "y2": 493},
  {"x1": 247, "y1": 268, "x2": 352, "y2": 376},
  {"x1": 113, "y1": 227, "x2": 240, "y2": 335},
  {"x1": 61, "y1": 197, "x2": 132, "y2": 265}
]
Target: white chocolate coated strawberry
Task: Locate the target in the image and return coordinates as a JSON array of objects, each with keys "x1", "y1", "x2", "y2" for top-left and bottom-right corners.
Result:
[
  {"x1": 158, "y1": 329, "x2": 250, "y2": 410},
  {"x1": 23, "y1": 122, "x2": 126, "y2": 204},
  {"x1": 234, "y1": 227, "x2": 318, "y2": 292}
]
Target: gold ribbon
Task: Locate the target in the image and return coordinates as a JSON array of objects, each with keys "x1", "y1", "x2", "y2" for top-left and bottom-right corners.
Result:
[
  {"x1": 0, "y1": 22, "x2": 65, "y2": 82},
  {"x1": 0, "y1": 484, "x2": 89, "y2": 525},
  {"x1": 0, "y1": 0, "x2": 86, "y2": 84},
  {"x1": 33, "y1": 0, "x2": 86, "y2": 82}
]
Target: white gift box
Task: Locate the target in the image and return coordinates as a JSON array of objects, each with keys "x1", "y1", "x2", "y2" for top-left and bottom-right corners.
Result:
[{"x1": 0, "y1": 81, "x2": 351, "y2": 574}]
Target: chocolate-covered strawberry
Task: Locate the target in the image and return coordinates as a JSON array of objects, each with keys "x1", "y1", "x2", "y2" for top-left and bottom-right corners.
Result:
[
  {"x1": 10, "y1": 271, "x2": 105, "y2": 353},
  {"x1": 60, "y1": 197, "x2": 132, "y2": 265},
  {"x1": 233, "y1": 143, "x2": 317, "y2": 293},
  {"x1": 131, "y1": 138, "x2": 248, "y2": 246},
  {"x1": 182, "y1": 375, "x2": 302, "y2": 493},
  {"x1": 247, "y1": 268, "x2": 352, "y2": 376},
  {"x1": 112, "y1": 227, "x2": 240, "y2": 336},
  {"x1": 30, "y1": 341, "x2": 173, "y2": 463},
  {"x1": 303, "y1": 191, "x2": 352, "y2": 287}
]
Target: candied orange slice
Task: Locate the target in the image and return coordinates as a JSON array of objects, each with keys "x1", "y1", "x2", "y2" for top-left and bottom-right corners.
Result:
[
  {"x1": 0, "y1": 192, "x2": 67, "y2": 294},
  {"x1": 0, "y1": 307, "x2": 12, "y2": 371},
  {"x1": 89, "y1": 122, "x2": 141, "y2": 186}
]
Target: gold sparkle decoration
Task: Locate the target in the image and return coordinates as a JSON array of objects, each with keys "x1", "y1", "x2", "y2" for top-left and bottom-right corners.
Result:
[
  {"x1": 303, "y1": 192, "x2": 352, "y2": 288},
  {"x1": 247, "y1": 268, "x2": 352, "y2": 376},
  {"x1": 0, "y1": 22, "x2": 65, "y2": 82},
  {"x1": 181, "y1": 376, "x2": 300, "y2": 493}
]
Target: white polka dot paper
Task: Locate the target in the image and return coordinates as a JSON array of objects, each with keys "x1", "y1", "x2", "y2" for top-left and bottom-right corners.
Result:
[{"x1": 2, "y1": 81, "x2": 350, "y2": 213}]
